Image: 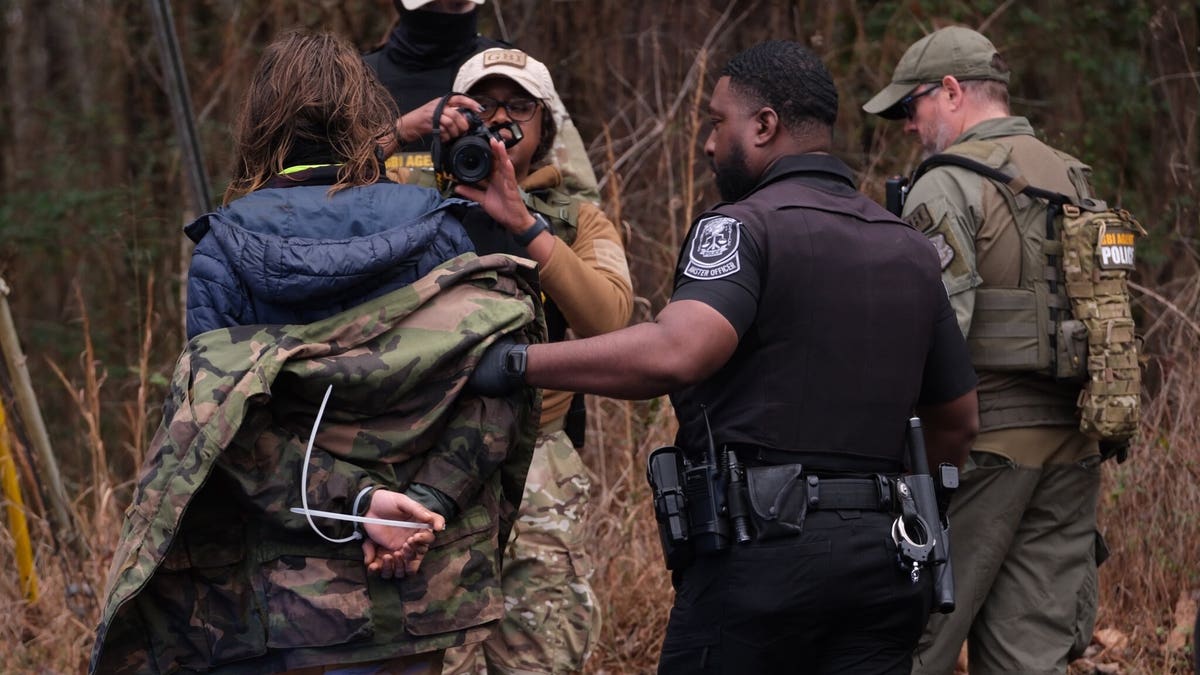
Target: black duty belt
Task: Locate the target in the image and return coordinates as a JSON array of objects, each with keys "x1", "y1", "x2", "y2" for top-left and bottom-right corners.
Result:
[
  {"x1": 804, "y1": 475, "x2": 895, "y2": 512},
  {"x1": 723, "y1": 443, "x2": 899, "y2": 512},
  {"x1": 727, "y1": 443, "x2": 905, "y2": 476}
]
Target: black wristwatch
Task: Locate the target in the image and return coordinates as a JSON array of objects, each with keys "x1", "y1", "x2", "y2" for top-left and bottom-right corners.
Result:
[
  {"x1": 514, "y1": 213, "x2": 551, "y2": 247},
  {"x1": 503, "y1": 343, "x2": 529, "y2": 382}
]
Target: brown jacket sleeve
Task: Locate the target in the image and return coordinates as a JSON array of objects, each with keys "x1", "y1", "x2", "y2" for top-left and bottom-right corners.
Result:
[{"x1": 537, "y1": 201, "x2": 634, "y2": 337}]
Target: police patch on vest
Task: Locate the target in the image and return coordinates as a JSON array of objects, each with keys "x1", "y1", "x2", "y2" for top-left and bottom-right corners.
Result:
[
  {"x1": 929, "y1": 233, "x2": 955, "y2": 270},
  {"x1": 1097, "y1": 226, "x2": 1137, "y2": 270},
  {"x1": 683, "y1": 216, "x2": 741, "y2": 280}
]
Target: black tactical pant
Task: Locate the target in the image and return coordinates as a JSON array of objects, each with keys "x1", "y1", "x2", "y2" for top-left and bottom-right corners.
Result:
[{"x1": 657, "y1": 509, "x2": 932, "y2": 674}]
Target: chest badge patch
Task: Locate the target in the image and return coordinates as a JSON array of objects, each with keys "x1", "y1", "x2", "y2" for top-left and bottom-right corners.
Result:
[
  {"x1": 929, "y1": 233, "x2": 955, "y2": 270},
  {"x1": 684, "y1": 215, "x2": 741, "y2": 280}
]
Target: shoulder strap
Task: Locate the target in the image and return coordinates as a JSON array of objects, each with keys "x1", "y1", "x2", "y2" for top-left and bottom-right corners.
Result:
[
  {"x1": 913, "y1": 153, "x2": 1073, "y2": 206},
  {"x1": 522, "y1": 188, "x2": 580, "y2": 245}
]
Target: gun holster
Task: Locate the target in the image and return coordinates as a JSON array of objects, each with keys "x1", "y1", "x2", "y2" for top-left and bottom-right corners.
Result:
[{"x1": 647, "y1": 446, "x2": 693, "y2": 569}]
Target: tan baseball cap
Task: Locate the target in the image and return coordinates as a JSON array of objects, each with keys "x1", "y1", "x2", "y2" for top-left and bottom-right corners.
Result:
[
  {"x1": 399, "y1": 0, "x2": 484, "y2": 10},
  {"x1": 454, "y1": 48, "x2": 554, "y2": 100},
  {"x1": 863, "y1": 26, "x2": 1010, "y2": 119}
]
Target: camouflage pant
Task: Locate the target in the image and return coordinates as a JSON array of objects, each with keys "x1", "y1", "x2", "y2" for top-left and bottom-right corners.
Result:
[
  {"x1": 442, "y1": 426, "x2": 600, "y2": 675},
  {"x1": 913, "y1": 427, "x2": 1101, "y2": 675}
]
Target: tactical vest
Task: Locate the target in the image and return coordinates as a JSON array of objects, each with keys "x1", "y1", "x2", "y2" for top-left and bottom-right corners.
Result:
[
  {"x1": 522, "y1": 186, "x2": 587, "y2": 447},
  {"x1": 446, "y1": 179, "x2": 586, "y2": 445},
  {"x1": 914, "y1": 143, "x2": 1145, "y2": 443},
  {"x1": 523, "y1": 186, "x2": 580, "y2": 247},
  {"x1": 914, "y1": 141, "x2": 1084, "y2": 378},
  {"x1": 672, "y1": 164, "x2": 947, "y2": 472}
]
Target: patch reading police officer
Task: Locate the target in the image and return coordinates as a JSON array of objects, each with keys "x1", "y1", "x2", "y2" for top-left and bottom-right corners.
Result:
[
  {"x1": 1097, "y1": 226, "x2": 1137, "y2": 270},
  {"x1": 683, "y1": 215, "x2": 741, "y2": 280}
]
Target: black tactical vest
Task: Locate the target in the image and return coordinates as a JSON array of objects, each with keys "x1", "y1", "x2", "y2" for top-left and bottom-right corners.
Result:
[{"x1": 671, "y1": 157, "x2": 949, "y2": 473}]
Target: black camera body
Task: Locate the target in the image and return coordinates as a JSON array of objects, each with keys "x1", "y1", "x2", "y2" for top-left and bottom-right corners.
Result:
[{"x1": 432, "y1": 108, "x2": 502, "y2": 185}]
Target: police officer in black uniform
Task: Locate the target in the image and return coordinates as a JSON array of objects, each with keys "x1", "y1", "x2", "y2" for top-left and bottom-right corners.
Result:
[{"x1": 470, "y1": 40, "x2": 980, "y2": 674}]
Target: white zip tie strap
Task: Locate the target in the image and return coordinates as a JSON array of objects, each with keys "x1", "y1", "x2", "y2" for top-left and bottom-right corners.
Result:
[
  {"x1": 298, "y1": 385, "x2": 358, "y2": 543},
  {"x1": 295, "y1": 385, "x2": 433, "y2": 540}
]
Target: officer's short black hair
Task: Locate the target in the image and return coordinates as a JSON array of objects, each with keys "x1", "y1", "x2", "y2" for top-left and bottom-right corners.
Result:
[{"x1": 721, "y1": 40, "x2": 838, "y2": 135}]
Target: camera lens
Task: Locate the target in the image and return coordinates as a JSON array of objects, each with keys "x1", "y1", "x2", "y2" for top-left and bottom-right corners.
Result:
[{"x1": 450, "y1": 137, "x2": 493, "y2": 184}]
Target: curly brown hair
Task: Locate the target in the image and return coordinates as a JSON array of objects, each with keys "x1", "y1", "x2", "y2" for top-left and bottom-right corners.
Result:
[{"x1": 224, "y1": 31, "x2": 397, "y2": 202}]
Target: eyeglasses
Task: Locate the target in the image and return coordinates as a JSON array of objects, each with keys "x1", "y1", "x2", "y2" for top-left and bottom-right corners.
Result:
[
  {"x1": 472, "y1": 95, "x2": 541, "y2": 122},
  {"x1": 900, "y1": 84, "x2": 941, "y2": 120}
]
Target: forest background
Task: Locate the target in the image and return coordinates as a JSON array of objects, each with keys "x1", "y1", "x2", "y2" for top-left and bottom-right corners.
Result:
[{"x1": 0, "y1": 1, "x2": 1197, "y2": 673}]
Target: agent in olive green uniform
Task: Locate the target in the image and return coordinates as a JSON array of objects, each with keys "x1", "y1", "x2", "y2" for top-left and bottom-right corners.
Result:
[{"x1": 865, "y1": 27, "x2": 1102, "y2": 674}]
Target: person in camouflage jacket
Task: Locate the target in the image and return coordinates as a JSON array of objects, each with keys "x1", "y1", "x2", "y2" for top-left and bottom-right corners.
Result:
[{"x1": 89, "y1": 253, "x2": 545, "y2": 674}]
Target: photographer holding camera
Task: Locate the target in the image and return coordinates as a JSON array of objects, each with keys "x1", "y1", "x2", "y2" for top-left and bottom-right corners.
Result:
[
  {"x1": 432, "y1": 48, "x2": 633, "y2": 675},
  {"x1": 364, "y1": 0, "x2": 600, "y2": 202}
]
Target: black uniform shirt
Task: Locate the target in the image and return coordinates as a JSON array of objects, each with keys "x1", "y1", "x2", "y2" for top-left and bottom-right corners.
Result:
[{"x1": 670, "y1": 154, "x2": 976, "y2": 472}]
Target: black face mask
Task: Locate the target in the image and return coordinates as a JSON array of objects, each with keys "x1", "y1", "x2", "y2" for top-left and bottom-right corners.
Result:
[
  {"x1": 712, "y1": 142, "x2": 759, "y2": 202},
  {"x1": 388, "y1": 7, "x2": 480, "y2": 68}
]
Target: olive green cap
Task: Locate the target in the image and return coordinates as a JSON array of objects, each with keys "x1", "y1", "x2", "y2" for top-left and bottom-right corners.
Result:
[{"x1": 863, "y1": 26, "x2": 1010, "y2": 119}]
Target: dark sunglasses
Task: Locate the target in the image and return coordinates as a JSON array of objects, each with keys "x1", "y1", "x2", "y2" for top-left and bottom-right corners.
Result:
[
  {"x1": 472, "y1": 95, "x2": 541, "y2": 122},
  {"x1": 900, "y1": 84, "x2": 942, "y2": 119}
]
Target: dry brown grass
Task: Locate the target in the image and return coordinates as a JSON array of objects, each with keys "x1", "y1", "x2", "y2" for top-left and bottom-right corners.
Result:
[{"x1": 1078, "y1": 273, "x2": 1200, "y2": 674}]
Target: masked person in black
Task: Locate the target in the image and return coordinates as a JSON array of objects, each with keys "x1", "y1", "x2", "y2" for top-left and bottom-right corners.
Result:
[
  {"x1": 364, "y1": 0, "x2": 599, "y2": 200},
  {"x1": 465, "y1": 40, "x2": 980, "y2": 674}
]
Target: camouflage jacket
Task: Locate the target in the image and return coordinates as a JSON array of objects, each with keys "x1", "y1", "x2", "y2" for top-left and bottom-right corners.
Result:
[{"x1": 90, "y1": 253, "x2": 544, "y2": 674}]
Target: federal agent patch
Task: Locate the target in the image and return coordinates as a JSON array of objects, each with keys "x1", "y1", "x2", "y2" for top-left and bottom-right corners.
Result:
[{"x1": 683, "y1": 216, "x2": 741, "y2": 280}]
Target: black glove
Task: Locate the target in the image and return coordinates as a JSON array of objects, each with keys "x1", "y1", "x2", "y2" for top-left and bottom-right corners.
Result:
[{"x1": 466, "y1": 337, "x2": 528, "y2": 397}]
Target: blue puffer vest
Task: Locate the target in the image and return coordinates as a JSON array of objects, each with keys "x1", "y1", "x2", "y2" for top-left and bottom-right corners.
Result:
[{"x1": 184, "y1": 182, "x2": 474, "y2": 339}]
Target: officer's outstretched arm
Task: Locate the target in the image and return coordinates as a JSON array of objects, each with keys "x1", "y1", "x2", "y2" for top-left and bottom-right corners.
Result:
[
  {"x1": 523, "y1": 299, "x2": 739, "y2": 400},
  {"x1": 916, "y1": 388, "x2": 978, "y2": 469}
]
